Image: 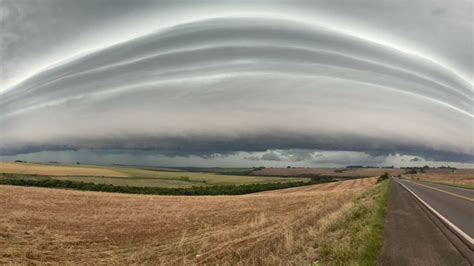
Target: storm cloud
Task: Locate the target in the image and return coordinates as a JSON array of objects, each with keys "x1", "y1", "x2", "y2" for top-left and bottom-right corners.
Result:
[{"x1": 0, "y1": 0, "x2": 472, "y2": 165}]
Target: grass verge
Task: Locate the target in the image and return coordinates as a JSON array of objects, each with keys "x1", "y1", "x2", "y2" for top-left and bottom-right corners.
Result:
[{"x1": 315, "y1": 178, "x2": 390, "y2": 265}]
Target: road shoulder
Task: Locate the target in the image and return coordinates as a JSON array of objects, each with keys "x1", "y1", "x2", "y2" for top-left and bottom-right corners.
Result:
[{"x1": 378, "y1": 179, "x2": 469, "y2": 265}]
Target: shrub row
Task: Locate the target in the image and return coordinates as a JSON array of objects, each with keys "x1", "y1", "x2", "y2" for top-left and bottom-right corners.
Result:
[
  {"x1": 377, "y1": 172, "x2": 390, "y2": 183},
  {"x1": 0, "y1": 178, "x2": 336, "y2": 196}
]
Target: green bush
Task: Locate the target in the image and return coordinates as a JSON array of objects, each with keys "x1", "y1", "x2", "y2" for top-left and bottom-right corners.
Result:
[{"x1": 377, "y1": 172, "x2": 390, "y2": 183}]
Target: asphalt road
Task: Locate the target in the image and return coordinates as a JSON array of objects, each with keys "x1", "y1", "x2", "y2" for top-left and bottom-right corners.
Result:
[
  {"x1": 379, "y1": 179, "x2": 471, "y2": 265},
  {"x1": 396, "y1": 178, "x2": 474, "y2": 238}
]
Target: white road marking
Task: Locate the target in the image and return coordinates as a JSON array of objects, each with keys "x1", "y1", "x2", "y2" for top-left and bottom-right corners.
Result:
[
  {"x1": 396, "y1": 179, "x2": 474, "y2": 247},
  {"x1": 403, "y1": 179, "x2": 473, "y2": 202}
]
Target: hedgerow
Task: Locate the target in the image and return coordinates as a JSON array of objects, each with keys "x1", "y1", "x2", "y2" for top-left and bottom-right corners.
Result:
[{"x1": 0, "y1": 178, "x2": 336, "y2": 196}]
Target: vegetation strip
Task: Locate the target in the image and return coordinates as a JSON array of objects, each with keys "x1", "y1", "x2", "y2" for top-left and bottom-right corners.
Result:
[
  {"x1": 315, "y1": 175, "x2": 390, "y2": 265},
  {"x1": 0, "y1": 178, "x2": 336, "y2": 196}
]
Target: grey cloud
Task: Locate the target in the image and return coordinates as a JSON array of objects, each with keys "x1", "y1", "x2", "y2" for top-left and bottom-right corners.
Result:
[
  {"x1": 307, "y1": 151, "x2": 385, "y2": 165},
  {"x1": 0, "y1": 0, "x2": 157, "y2": 88},
  {"x1": 2, "y1": 149, "x2": 472, "y2": 169},
  {"x1": 250, "y1": 150, "x2": 320, "y2": 163},
  {"x1": 2, "y1": 18, "x2": 471, "y2": 115},
  {"x1": 260, "y1": 152, "x2": 284, "y2": 161},
  {"x1": 0, "y1": 2, "x2": 472, "y2": 165},
  {"x1": 366, "y1": 149, "x2": 473, "y2": 164},
  {"x1": 244, "y1": 156, "x2": 260, "y2": 161},
  {"x1": 279, "y1": 150, "x2": 317, "y2": 162},
  {"x1": 431, "y1": 7, "x2": 447, "y2": 16}
]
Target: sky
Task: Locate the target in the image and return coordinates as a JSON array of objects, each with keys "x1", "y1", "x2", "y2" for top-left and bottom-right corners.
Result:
[{"x1": 0, "y1": 0, "x2": 473, "y2": 168}]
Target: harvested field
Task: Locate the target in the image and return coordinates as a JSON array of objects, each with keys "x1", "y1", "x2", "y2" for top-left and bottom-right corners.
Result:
[
  {"x1": 404, "y1": 169, "x2": 474, "y2": 188},
  {"x1": 0, "y1": 162, "x2": 307, "y2": 187},
  {"x1": 252, "y1": 167, "x2": 404, "y2": 177},
  {"x1": 114, "y1": 167, "x2": 307, "y2": 185},
  {"x1": 0, "y1": 177, "x2": 377, "y2": 265},
  {"x1": 0, "y1": 162, "x2": 129, "y2": 177}
]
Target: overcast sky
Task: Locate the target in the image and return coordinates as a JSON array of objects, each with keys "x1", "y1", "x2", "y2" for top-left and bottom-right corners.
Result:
[{"x1": 0, "y1": 0, "x2": 473, "y2": 167}]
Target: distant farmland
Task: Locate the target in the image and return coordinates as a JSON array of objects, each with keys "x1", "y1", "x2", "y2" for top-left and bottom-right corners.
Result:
[
  {"x1": 0, "y1": 177, "x2": 378, "y2": 264},
  {"x1": 252, "y1": 167, "x2": 405, "y2": 177},
  {"x1": 403, "y1": 168, "x2": 474, "y2": 188},
  {"x1": 0, "y1": 162, "x2": 129, "y2": 177},
  {"x1": 0, "y1": 162, "x2": 308, "y2": 188}
]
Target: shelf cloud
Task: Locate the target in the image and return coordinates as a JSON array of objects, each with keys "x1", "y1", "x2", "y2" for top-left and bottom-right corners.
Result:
[{"x1": 1, "y1": 1, "x2": 472, "y2": 165}]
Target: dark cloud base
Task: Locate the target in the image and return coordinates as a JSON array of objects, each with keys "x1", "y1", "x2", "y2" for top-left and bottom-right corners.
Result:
[{"x1": 2, "y1": 133, "x2": 472, "y2": 163}]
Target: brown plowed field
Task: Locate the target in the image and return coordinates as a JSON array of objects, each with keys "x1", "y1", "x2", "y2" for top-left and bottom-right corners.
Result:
[{"x1": 0, "y1": 177, "x2": 376, "y2": 265}]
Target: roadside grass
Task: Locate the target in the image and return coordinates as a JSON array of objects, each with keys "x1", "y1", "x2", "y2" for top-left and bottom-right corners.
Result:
[{"x1": 316, "y1": 178, "x2": 390, "y2": 265}]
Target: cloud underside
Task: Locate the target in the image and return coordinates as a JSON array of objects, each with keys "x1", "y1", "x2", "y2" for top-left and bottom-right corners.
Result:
[{"x1": 0, "y1": 18, "x2": 472, "y2": 162}]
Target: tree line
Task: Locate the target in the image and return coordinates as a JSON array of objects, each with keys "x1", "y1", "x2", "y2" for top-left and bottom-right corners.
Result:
[{"x1": 0, "y1": 177, "x2": 337, "y2": 196}]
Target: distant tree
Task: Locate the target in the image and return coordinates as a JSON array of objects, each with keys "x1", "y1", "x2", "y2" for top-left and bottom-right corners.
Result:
[{"x1": 377, "y1": 172, "x2": 390, "y2": 183}]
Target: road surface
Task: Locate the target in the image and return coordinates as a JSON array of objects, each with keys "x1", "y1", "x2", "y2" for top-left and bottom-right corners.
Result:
[
  {"x1": 397, "y1": 178, "x2": 474, "y2": 239},
  {"x1": 379, "y1": 178, "x2": 472, "y2": 265}
]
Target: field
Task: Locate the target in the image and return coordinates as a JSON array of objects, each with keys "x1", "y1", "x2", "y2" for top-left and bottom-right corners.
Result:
[
  {"x1": 0, "y1": 162, "x2": 128, "y2": 177},
  {"x1": 0, "y1": 177, "x2": 377, "y2": 264},
  {"x1": 0, "y1": 162, "x2": 307, "y2": 188},
  {"x1": 252, "y1": 167, "x2": 404, "y2": 177},
  {"x1": 114, "y1": 167, "x2": 307, "y2": 185},
  {"x1": 403, "y1": 169, "x2": 474, "y2": 189}
]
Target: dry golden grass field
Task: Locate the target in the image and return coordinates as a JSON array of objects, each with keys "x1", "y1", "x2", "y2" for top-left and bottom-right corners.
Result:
[
  {"x1": 0, "y1": 177, "x2": 376, "y2": 265},
  {"x1": 252, "y1": 167, "x2": 404, "y2": 177},
  {"x1": 0, "y1": 162, "x2": 129, "y2": 177},
  {"x1": 404, "y1": 169, "x2": 474, "y2": 188}
]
